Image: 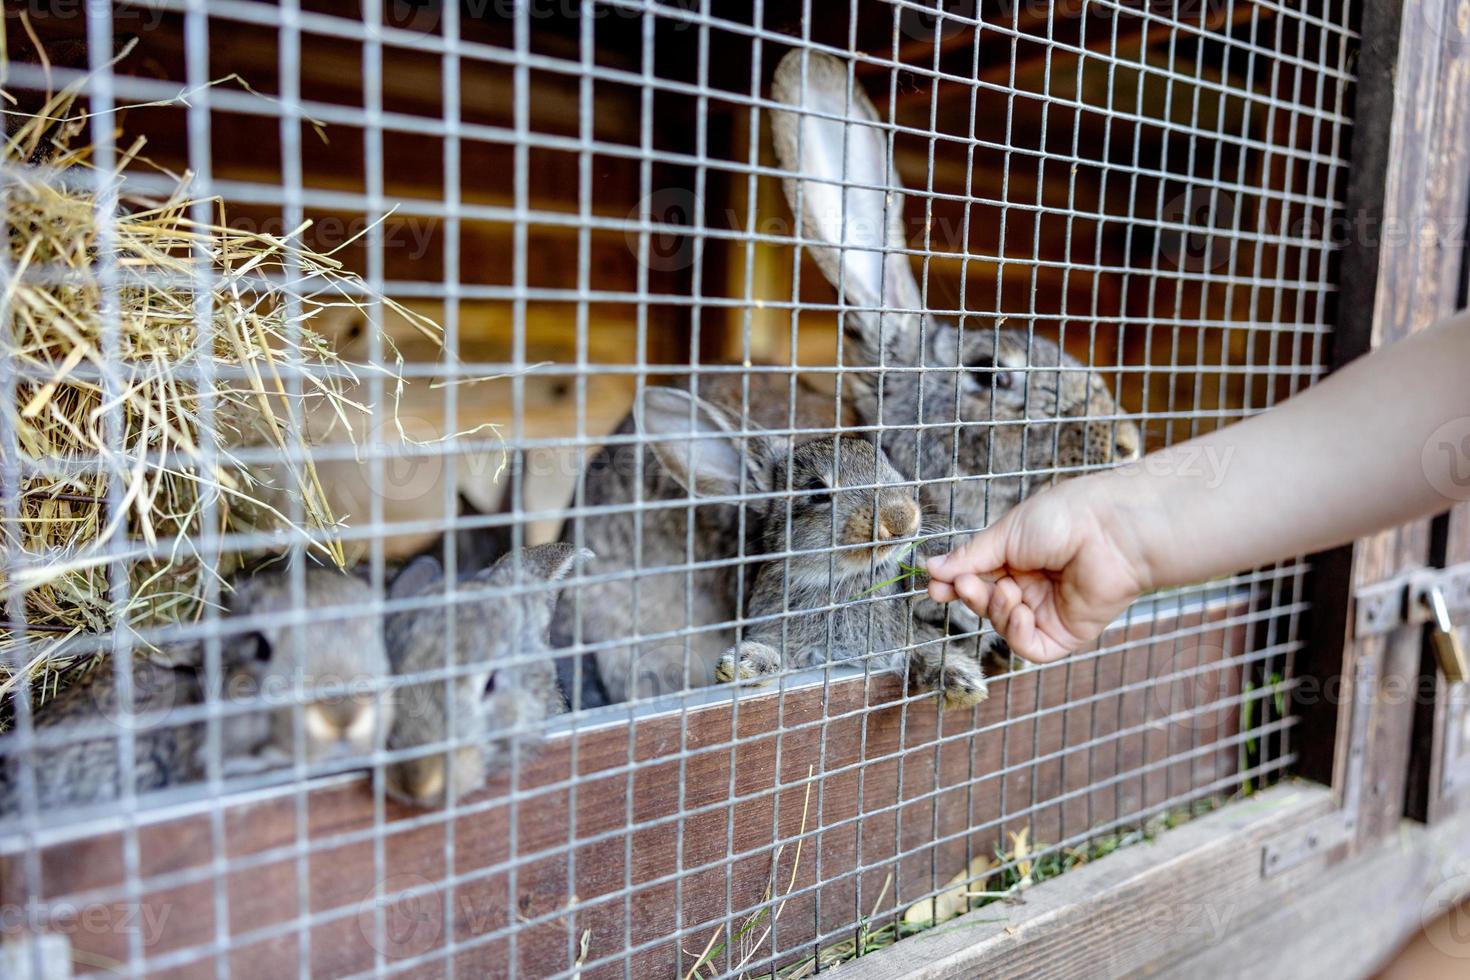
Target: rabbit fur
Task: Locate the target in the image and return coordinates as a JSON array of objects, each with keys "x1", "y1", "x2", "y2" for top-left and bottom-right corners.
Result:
[
  {"x1": 713, "y1": 437, "x2": 989, "y2": 707},
  {"x1": 384, "y1": 543, "x2": 583, "y2": 808},
  {"x1": 0, "y1": 567, "x2": 391, "y2": 816}
]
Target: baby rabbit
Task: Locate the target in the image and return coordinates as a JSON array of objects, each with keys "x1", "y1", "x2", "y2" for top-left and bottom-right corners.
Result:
[
  {"x1": 384, "y1": 543, "x2": 583, "y2": 808},
  {"x1": 713, "y1": 435, "x2": 988, "y2": 708},
  {"x1": 0, "y1": 567, "x2": 393, "y2": 817},
  {"x1": 767, "y1": 49, "x2": 1142, "y2": 530},
  {"x1": 0, "y1": 651, "x2": 207, "y2": 817},
  {"x1": 634, "y1": 387, "x2": 987, "y2": 706},
  {"x1": 222, "y1": 567, "x2": 394, "y2": 770}
]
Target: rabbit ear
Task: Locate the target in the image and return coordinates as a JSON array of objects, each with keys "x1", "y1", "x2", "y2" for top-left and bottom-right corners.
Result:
[
  {"x1": 637, "y1": 387, "x2": 778, "y2": 498},
  {"x1": 770, "y1": 50, "x2": 922, "y2": 317},
  {"x1": 485, "y1": 544, "x2": 593, "y2": 626},
  {"x1": 390, "y1": 555, "x2": 443, "y2": 600},
  {"x1": 516, "y1": 543, "x2": 590, "y2": 586}
]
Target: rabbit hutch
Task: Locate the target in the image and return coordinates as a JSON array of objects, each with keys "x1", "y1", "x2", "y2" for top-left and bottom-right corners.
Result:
[{"x1": 5, "y1": 0, "x2": 1470, "y2": 977}]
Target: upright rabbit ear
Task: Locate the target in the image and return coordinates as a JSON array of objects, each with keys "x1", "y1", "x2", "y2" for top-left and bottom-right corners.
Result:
[
  {"x1": 637, "y1": 387, "x2": 778, "y2": 498},
  {"x1": 770, "y1": 50, "x2": 923, "y2": 319}
]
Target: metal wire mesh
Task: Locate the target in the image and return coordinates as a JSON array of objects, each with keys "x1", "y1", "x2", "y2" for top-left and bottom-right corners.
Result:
[{"x1": 0, "y1": 0, "x2": 1355, "y2": 976}]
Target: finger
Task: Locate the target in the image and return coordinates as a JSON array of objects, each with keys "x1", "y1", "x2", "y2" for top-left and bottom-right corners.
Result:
[
  {"x1": 1005, "y1": 603, "x2": 1040, "y2": 662},
  {"x1": 927, "y1": 579, "x2": 958, "y2": 603},
  {"x1": 987, "y1": 576, "x2": 1024, "y2": 638},
  {"x1": 952, "y1": 574, "x2": 992, "y2": 618}
]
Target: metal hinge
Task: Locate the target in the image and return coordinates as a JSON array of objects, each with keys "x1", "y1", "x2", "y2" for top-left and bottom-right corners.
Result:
[
  {"x1": 1261, "y1": 656, "x2": 1376, "y2": 878},
  {"x1": 1354, "y1": 561, "x2": 1470, "y2": 638}
]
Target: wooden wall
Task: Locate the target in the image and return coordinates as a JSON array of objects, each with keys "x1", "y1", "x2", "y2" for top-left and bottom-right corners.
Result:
[{"x1": 0, "y1": 597, "x2": 1255, "y2": 977}]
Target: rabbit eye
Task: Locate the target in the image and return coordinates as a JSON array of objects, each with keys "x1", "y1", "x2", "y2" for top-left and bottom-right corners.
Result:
[
  {"x1": 249, "y1": 633, "x2": 273, "y2": 664},
  {"x1": 969, "y1": 356, "x2": 1014, "y2": 391},
  {"x1": 799, "y1": 477, "x2": 832, "y2": 507}
]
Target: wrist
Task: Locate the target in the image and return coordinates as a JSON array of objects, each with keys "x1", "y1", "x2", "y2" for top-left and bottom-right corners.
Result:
[{"x1": 1081, "y1": 464, "x2": 1171, "y2": 595}]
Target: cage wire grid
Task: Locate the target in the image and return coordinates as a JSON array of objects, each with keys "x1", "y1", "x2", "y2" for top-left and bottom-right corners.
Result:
[{"x1": 0, "y1": 0, "x2": 1355, "y2": 977}]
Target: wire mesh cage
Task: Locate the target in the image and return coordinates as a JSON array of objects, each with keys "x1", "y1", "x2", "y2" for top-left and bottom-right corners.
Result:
[{"x1": 0, "y1": 0, "x2": 1355, "y2": 976}]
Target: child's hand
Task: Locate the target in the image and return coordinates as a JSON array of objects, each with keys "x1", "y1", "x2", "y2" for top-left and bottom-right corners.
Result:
[{"x1": 926, "y1": 479, "x2": 1152, "y2": 663}]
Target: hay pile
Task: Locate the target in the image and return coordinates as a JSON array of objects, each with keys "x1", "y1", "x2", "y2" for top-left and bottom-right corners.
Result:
[{"x1": 0, "y1": 58, "x2": 438, "y2": 709}]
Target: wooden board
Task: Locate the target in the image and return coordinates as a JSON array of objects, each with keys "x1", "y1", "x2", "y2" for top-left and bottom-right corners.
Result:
[
  {"x1": 820, "y1": 783, "x2": 1334, "y2": 980},
  {"x1": 1402, "y1": 0, "x2": 1470, "y2": 825},
  {"x1": 822, "y1": 781, "x2": 1470, "y2": 980},
  {"x1": 1303, "y1": 0, "x2": 1470, "y2": 841},
  {"x1": 0, "y1": 599, "x2": 1255, "y2": 978}
]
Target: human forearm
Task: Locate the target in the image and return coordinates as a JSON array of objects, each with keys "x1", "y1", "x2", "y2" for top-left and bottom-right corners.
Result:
[
  {"x1": 926, "y1": 310, "x2": 1470, "y2": 664},
  {"x1": 1115, "y1": 310, "x2": 1470, "y2": 590}
]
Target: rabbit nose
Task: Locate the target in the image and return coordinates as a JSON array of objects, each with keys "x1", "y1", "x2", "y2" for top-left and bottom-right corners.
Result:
[
  {"x1": 877, "y1": 501, "x2": 921, "y2": 540},
  {"x1": 398, "y1": 761, "x2": 445, "y2": 805},
  {"x1": 1114, "y1": 424, "x2": 1141, "y2": 462}
]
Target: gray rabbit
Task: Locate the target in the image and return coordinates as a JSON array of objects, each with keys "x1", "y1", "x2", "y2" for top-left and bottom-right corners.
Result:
[
  {"x1": 767, "y1": 49, "x2": 1141, "y2": 531},
  {"x1": 383, "y1": 543, "x2": 583, "y2": 808},
  {"x1": 220, "y1": 567, "x2": 394, "y2": 770},
  {"x1": 0, "y1": 567, "x2": 392, "y2": 817},
  {"x1": 627, "y1": 388, "x2": 988, "y2": 706},
  {"x1": 554, "y1": 53, "x2": 1138, "y2": 705},
  {"x1": 0, "y1": 651, "x2": 208, "y2": 818},
  {"x1": 551, "y1": 383, "x2": 809, "y2": 706}
]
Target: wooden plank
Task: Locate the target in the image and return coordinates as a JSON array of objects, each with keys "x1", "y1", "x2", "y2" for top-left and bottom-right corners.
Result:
[
  {"x1": 1406, "y1": 3, "x2": 1470, "y2": 824},
  {"x1": 819, "y1": 783, "x2": 1333, "y2": 980},
  {"x1": 0, "y1": 600, "x2": 1255, "y2": 977},
  {"x1": 838, "y1": 781, "x2": 1470, "y2": 980},
  {"x1": 1162, "y1": 796, "x2": 1470, "y2": 979}
]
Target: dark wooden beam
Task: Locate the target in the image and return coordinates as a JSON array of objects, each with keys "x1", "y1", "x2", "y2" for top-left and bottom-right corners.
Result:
[{"x1": 1300, "y1": 0, "x2": 1470, "y2": 845}]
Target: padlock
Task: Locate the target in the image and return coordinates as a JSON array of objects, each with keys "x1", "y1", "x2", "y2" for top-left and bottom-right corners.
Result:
[{"x1": 1429, "y1": 584, "x2": 1469, "y2": 684}]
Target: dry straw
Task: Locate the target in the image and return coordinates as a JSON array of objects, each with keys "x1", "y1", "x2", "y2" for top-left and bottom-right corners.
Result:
[{"x1": 0, "y1": 27, "x2": 441, "y2": 712}]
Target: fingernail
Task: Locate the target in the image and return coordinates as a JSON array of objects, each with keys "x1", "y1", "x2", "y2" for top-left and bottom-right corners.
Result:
[{"x1": 926, "y1": 555, "x2": 947, "y2": 574}]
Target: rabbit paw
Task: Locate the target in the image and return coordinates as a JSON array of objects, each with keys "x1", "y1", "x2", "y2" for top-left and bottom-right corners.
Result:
[
  {"x1": 981, "y1": 634, "x2": 1032, "y2": 674},
  {"x1": 715, "y1": 642, "x2": 783, "y2": 685},
  {"x1": 911, "y1": 595, "x2": 982, "y2": 638},
  {"x1": 939, "y1": 659, "x2": 990, "y2": 710}
]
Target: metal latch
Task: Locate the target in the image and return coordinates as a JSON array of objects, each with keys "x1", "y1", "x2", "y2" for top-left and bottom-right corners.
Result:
[
  {"x1": 1429, "y1": 585, "x2": 1470, "y2": 683},
  {"x1": 1354, "y1": 561, "x2": 1470, "y2": 639}
]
